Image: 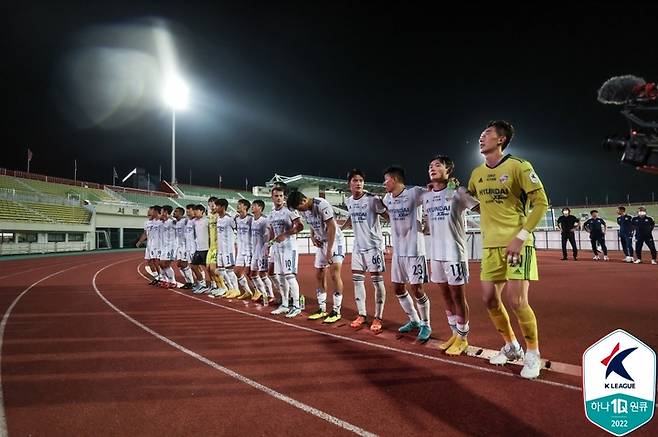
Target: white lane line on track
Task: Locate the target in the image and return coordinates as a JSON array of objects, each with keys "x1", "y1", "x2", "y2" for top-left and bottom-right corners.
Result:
[
  {"x1": 0, "y1": 262, "x2": 75, "y2": 281},
  {"x1": 135, "y1": 262, "x2": 581, "y2": 392},
  {"x1": 99, "y1": 259, "x2": 377, "y2": 437},
  {"x1": 0, "y1": 263, "x2": 86, "y2": 437}
]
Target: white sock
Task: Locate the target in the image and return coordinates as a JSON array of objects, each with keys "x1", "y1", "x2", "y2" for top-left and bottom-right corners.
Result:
[
  {"x1": 252, "y1": 276, "x2": 266, "y2": 295},
  {"x1": 316, "y1": 288, "x2": 327, "y2": 312},
  {"x1": 353, "y1": 274, "x2": 366, "y2": 316},
  {"x1": 227, "y1": 269, "x2": 240, "y2": 290},
  {"x1": 447, "y1": 312, "x2": 458, "y2": 333},
  {"x1": 149, "y1": 269, "x2": 159, "y2": 279},
  {"x1": 507, "y1": 339, "x2": 521, "y2": 349},
  {"x1": 277, "y1": 275, "x2": 289, "y2": 307},
  {"x1": 263, "y1": 276, "x2": 275, "y2": 298},
  {"x1": 415, "y1": 293, "x2": 430, "y2": 326},
  {"x1": 268, "y1": 275, "x2": 279, "y2": 294},
  {"x1": 238, "y1": 275, "x2": 252, "y2": 293},
  {"x1": 333, "y1": 291, "x2": 343, "y2": 314},
  {"x1": 372, "y1": 276, "x2": 386, "y2": 319},
  {"x1": 182, "y1": 267, "x2": 194, "y2": 284},
  {"x1": 456, "y1": 322, "x2": 469, "y2": 339},
  {"x1": 397, "y1": 291, "x2": 420, "y2": 323},
  {"x1": 286, "y1": 274, "x2": 300, "y2": 308},
  {"x1": 218, "y1": 269, "x2": 230, "y2": 289}
]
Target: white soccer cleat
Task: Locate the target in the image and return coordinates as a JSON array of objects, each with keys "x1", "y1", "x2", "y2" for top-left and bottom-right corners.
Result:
[
  {"x1": 603, "y1": 255, "x2": 609, "y2": 261},
  {"x1": 593, "y1": 255, "x2": 599, "y2": 260},
  {"x1": 624, "y1": 256, "x2": 633, "y2": 263},
  {"x1": 652, "y1": 260, "x2": 657, "y2": 265},
  {"x1": 271, "y1": 305, "x2": 289, "y2": 315},
  {"x1": 489, "y1": 343, "x2": 524, "y2": 366},
  {"x1": 633, "y1": 259, "x2": 642, "y2": 264},
  {"x1": 285, "y1": 307, "x2": 302, "y2": 318},
  {"x1": 520, "y1": 350, "x2": 542, "y2": 379}
]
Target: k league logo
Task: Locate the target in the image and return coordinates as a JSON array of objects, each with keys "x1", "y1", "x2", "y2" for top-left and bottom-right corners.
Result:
[{"x1": 583, "y1": 329, "x2": 656, "y2": 436}]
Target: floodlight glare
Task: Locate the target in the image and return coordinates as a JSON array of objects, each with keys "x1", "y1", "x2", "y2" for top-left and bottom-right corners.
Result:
[{"x1": 163, "y1": 76, "x2": 189, "y2": 110}]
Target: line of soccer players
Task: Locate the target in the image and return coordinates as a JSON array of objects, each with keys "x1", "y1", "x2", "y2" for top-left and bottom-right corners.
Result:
[{"x1": 138, "y1": 120, "x2": 547, "y2": 379}]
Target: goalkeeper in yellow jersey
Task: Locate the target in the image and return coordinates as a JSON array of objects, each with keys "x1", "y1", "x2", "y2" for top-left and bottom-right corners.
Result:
[{"x1": 467, "y1": 120, "x2": 549, "y2": 379}]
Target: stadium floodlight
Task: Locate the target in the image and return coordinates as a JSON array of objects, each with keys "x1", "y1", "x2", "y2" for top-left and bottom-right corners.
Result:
[{"x1": 162, "y1": 75, "x2": 189, "y2": 184}]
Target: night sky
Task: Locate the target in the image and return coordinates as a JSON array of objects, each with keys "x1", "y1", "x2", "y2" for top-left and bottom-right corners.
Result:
[{"x1": 5, "y1": 2, "x2": 658, "y2": 205}]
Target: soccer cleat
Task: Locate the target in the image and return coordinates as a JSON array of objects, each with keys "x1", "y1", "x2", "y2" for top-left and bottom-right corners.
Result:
[
  {"x1": 593, "y1": 255, "x2": 600, "y2": 260},
  {"x1": 237, "y1": 291, "x2": 253, "y2": 300},
  {"x1": 271, "y1": 305, "x2": 289, "y2": 315},
  {"x1": 323, "y1": 311, "x2": 342, "y2": 324},
  {"x1": 520, "y1": 350, "x2": 542, "y2": 379},
  {"x1": 192, "y1": 285, "x2": 205, "y2": 294},
  {"x1": 398, "y1": 320, "x2": 421, "y2": 333},
  {"x1": 206, "y1": 287, "x2": 217, "y2": 295},
  {"x1": 446, "y1": 336, "x2": 469, "y2": 356},
  {"x1": 489, "y1": 343, "x2": 524, "y2": 366},
  {"x1": 251, "y1": 290, "x2": 263, "y2": 302},
  {"x1": 633, "y1": 259, "x2": 642, "y2": 264},
  {"x1": 307, "y1": 309, "x2": 328, "y2": 320},
  {"x1": 350, "y1": 315, "x2": 367, "y2": 329},
  {"x1": 370, "y1": 318, "x2": 383, "y2": 334},
  {"x1": 603, "y1": 255, "x2": 609, "y2": 261},
  {"x1": 624, "y1": 256, "x2": 633, "y2": 263},
  {"x1": 285, "y1": 307, "x2": 302, "y2": 318},
  {"x1": 652, "y1": 260, "x2": 657, "y2": 265},
  {"x1": 416, "y1": 324, "x2": 432, "y2": 343},
  {"x1": 438, "y1": 333, "x2": 458, "y2": 351},
  {"x1": 148, "y1": 279, "x2": 158, "y2": 286},
  {"x1": 224, "y1": 290, "x2": 242, "y2": 299}
]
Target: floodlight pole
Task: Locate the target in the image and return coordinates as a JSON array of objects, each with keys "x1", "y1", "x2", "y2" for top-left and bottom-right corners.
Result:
[{"x1": 171, "y1": 110, "x2": 176, "y2": 185}]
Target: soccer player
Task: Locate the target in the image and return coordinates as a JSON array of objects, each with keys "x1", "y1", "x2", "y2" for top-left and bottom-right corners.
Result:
[
  {"x1": 632, "y1": 206, "x2": 657, "y2": 264},
  {"x1": 268, "y1": 186, "x2": 304, "y2": 317},
  {"x1": 250, "y1": 199, "x2": 273, "y2": 304},
  {"x1": 287, "y1": 191, "x2": 345, "y2": 324},
  {"x1": 205, "y1": 197, "x2": 229, "y2": 297},
  {"x1": 159, "y1": 205, "x2": 177, "y2": 288},
  {"x1": 233, "y1": 199, "x2": 256, "y2": 299},
  {"x1": 467, "y1": 120, "x2": 548, "y2": 379},
  {"x1": 342, "y1": 169, "x2": 388, "y2": 333},
  {"x1": 174, "y1": 206, "x2": 196, "y2": 289},
  {"x1": 137, "y1": 206, "x2": 161, "y2": 285},
  {"x1": 149, "y1": 205, "x2": 164, "y2": 283},
  {"x1": 556, "y1": 207, "x2": 579, "y2": 261},
  {"x1": 583, "y1": 210, "x2": 608, "y2": 261},
  {"x1": 213, "y1": 198, "x2": 240, "y2": 298},
  {"x1": 617, "y1": 206, "x2": 634, "y2": 262},
  {"x1": 382, "y1": 166, "x2": 432, "y2": 343},
  {"x1": 191, "y1": 205, "x2": 210, "y2": 292},
  {"x1": 424, "y1": 156, "x2": 479, "y2": 356}
]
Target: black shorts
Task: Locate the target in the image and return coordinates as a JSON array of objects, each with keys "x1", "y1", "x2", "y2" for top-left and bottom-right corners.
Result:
[{"x1": 192, "y1": 250, "x2": 208, "y2": 266}]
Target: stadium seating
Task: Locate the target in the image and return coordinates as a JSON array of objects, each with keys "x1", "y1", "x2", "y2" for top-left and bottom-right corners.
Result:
[
  {"x1": 176, "y1": 184, "x2": 253, "y2": 200},
  {"x1": 8, "y1": 177, "x2": 117, "y2": 203},
  {"x1": 109, "y1": 190, "x2": 182, "y2": 208},
  {"x1": 0, "y1": 199, "x2": 52, "y2": 222},
  {"x1": 21, "y1": 202, "x2": 91, "y2": 224}
]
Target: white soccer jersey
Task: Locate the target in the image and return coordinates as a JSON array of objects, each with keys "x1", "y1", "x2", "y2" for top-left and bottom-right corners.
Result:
[
  {"x1": 269, "y1": 206, "x2": 300, "y2": 251},
  {"x1": 161, "y1": 218, "x2": 176, "y2": 249},
  {"x1": 346, "y1": 193, "x2": 386, "y2": 252},
  {"x1": 235, "y1": 214, "x2": 253, "y2": 255},
  {"x1": 175, "y1": 218, "x2": 187, "y2": 250},
  {"x1": 383, "y1": 186, "x2": 426, "y2": 257},
  {"x1": 144, "y1": 219, "x2": 155, "y2": 247},
  {"x1": 301, "y1": 198, "x2": 343, "y2": 242},
  {"x1": 194, "y1": 216, "x2": 210, "y2": 251},
  {"x1": 251, "y1": 215, "x2": 269, "y2": 257},
  {"x1": 422, "y1": 186, "x2": 479, "y2": 262},
  {"x1": 150, "y1": 219, "x2": 163, "y2": 249},
  {"x1": 216, "y1": 214, "x2": 236, "y2": 254},
  {"x1": 184, "y1": 217, "x2": 196, "y2": 252}
]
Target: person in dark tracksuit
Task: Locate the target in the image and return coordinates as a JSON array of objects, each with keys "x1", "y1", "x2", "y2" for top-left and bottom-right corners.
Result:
[
  {"x1": 631, "y1": 206, "x2": 657, "y2": 265},
  {"x1": 583, "y1": 210, "x2": 608, "y2": 261},
  {"x1": 556, "y1": 207, "x2": 579, "y2": 260},
  {"x1": 617, "y1": 206, "x2": 634, "y2": 263}
]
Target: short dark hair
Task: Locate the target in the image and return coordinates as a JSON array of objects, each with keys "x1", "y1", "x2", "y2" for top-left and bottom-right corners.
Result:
[
  {"x1": 562, "y1": 207, "x2": 571, "y2": 212},
  {"x1": 214, "y1": 198, "x2": 229, "y2": 208},
  {"x1": 618, "y1": 206, "x2": 626, "y2": 212},
  {"x1": 383, "y1": 165, "x2": 405, "y2": 183},
  {"x1": 193, "y1": 204, "x2": 205, "y2": 212},
  {"x1": 429, "y1": 155, "x2": 455, "y2": 176},
  {"x1": 271, "y1": 186, "x2": 285, "y2": 194},
  {"x1": 487, "y1": 120, "x2": 515, "y2": 150},
  {"x1": 238, "y1": 199, "x2": 251, "y2": 210},
  {"x1": 347, "y1": 168, "x2": 366, "y2": 183},
  {"x1": 185, "y1": 203, "x2": 195, "y2": 209},
  {"x1": 152, "y1": 205, "x2": 162, "y2": 214},
  {"x1": 174, "y1": 207, "x2": 185, "y2": 215},
  {"x1": 162, "y1": 205, "x2": 173, "y2": 214},
  {"x1": 591, "y1": 210, "x2": 599, "y2": 214},
  {"x1": 252, "y1": 199, "x2": 265, "y2": 210},
  {"x1": 286, "y1": 190, "x2": 307, "y2": 210},
  {"x1": 208, "y1": 196, "x2": 218, "y2": 203}
]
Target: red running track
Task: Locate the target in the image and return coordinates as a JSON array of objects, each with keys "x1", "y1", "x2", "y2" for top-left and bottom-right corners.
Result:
[{"x1": 0, "y1": 250, "x2": 656, "y2": 436}]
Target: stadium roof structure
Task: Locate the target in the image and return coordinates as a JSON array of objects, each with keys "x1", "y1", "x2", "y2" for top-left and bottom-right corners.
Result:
[{"x1": 266, "y1": 174, "x2": 385, "y2": 194}]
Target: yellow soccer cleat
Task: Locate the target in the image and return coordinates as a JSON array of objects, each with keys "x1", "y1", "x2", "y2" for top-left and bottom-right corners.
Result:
[
  {"x1": 307, "y1": 309, "x2": 328, "y2": 320},
  {"x1": 224, "y1": 289, "x2": 241, "y2": 299},
  {"x1": 445, "y1": 336, "x2": 468, "y2": 356},
  {"x1": 323, "y1": 311, "x2": 342, "y2": 324},
  {"x1": 251, "y1": 290, "x2": 263, "y2": 302},
  {"x1": 237, "y1": 291, "x2": 253, "y2": 300},
  {"x1": 438, "y1": 333, "x2": 458, "y2": 351}
]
